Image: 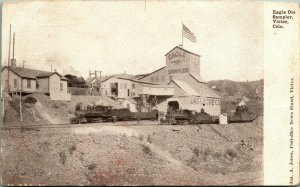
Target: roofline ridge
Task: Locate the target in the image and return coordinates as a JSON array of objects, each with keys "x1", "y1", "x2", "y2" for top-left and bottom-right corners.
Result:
[
  {"x1": 189, "y1": 73, "x2": 207, "y2": 84},
  {"x1": 165, "y1": 46, "x2": 201, "y2": 57},
  {"x1": 137, "y1": 66, "x2": 166, "y2": 80}
]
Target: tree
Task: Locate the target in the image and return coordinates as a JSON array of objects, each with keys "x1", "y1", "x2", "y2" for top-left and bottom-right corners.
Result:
[{"x1": 64, "y1": 74, "x2": 86, "y2": 88}]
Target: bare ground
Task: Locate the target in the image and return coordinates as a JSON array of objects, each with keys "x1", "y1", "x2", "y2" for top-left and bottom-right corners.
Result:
[{"x1": 0, "y1": 117, "x2": 263, "y2": 186}]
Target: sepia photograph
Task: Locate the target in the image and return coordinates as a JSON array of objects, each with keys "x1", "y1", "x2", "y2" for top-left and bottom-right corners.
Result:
[{"x1": 1, "y1": 0, "x2": 267, "y2": 185}]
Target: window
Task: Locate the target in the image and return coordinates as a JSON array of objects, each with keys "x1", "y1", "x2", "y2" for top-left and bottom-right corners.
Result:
[
  {"x1": 27, "y1": 79, "x2": 31, "y2": 88},
  {"x1": 14, "y1": 79, "x2": 17, "y2": 88},
  {"x1": 60, "y1": 83, "x2": 63, "y2": 91},
  {"x1": 132, "y1": 83, "x2": 135, "y2": 89},
  {"x1": 169, "y1": 75, "x2": 173, "y2": 81},
  {"x1": 161, "y1": 76, "x2": 165, "y2": 82},
  {"x1": 155, "y1": 76, "x2": 159, "y2": 82},
  {"x1": 150, "y1": 77, "x2": 154, "y2": 82},
  {"x1": 5, "y1": 80, "x2": 9, "y2": 91}
]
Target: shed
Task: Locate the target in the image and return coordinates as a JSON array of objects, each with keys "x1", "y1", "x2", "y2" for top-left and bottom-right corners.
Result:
[{"x1": 219, "y1": 113, "x2": 228, "y2": 125}]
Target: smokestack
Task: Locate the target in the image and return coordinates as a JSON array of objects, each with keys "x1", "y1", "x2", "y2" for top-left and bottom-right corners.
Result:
[
  {"x1": 95, "y1": 70, "x2": 97, "y2": 77},
  {"x1": 12, "y1": 32, "x2": 15, "y2": 59},
  {"x1": 238, "y1": 96, "x2": 250, "y2": 106},
  {"x1": 10, "y1": 32, "x2": 16, "y2": 67},
  {"x1": 89, "y1": 70, "x2": 91, "y2": 77}
]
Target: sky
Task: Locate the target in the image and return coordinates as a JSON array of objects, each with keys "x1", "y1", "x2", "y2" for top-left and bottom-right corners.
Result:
[{"x1": 2, "y1": 0, "x2": 264, "y2": 81}]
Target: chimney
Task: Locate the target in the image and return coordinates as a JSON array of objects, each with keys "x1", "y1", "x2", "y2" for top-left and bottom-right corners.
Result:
[
  {"x1": 11, "y1": 32, "x2": 16, "y2": 67},
  {"x1": 11, "y1": 59, "x2": 16, "y2": 67},
  {"x1": 54, "y1": 69, "x2": 57, "y2": 72},
  {"x1": 89, "y1": 70, "x2": 91, "y2": 77}
]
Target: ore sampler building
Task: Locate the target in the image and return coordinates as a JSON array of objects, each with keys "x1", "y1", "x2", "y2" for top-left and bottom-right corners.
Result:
[{"x1": 101, "y1": 46, "x2": 221, "y2": 116}]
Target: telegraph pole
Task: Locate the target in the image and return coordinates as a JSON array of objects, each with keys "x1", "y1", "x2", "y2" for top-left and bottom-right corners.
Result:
[
  {"x1": 99, "y1": 70, "x2": 102, "y2": 96},
  {"x1": 7, "y1": 24, "x2": 11, "y2": 92},
  {"x1": 89, "y1": 70, "x2": 102, "y2": 96},
  {"x1": 19, "y1": 90, "x2": 22, "y2": 122}
]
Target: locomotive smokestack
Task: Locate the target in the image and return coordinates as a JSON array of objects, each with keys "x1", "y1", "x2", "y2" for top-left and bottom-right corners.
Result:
[{"x1": 238, "y1": 96, "x2": 250, "y2": 106}]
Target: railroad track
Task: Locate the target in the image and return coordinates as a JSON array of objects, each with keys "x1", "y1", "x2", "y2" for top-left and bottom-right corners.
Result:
[{"x1": 1, "y1": 121, "x2": 161, "y2": 130}]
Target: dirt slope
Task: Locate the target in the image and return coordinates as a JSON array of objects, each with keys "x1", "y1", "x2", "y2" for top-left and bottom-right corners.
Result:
[
  {"x1": 2, "y1": 93, "x2": 123, "y2": 126},
  {"x1": 0, "y1": 117, "x2": 263, "y2": 185}
]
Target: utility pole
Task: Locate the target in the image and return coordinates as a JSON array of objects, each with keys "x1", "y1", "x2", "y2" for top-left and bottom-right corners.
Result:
[
  {"x1": 19, "y1": 90, "x2": 22, "y2": 122},
  {"x1": 7, "y1": 24, "x2": 11, "y2": 92},
  {"x1": 89, "y1": 70, "x2": 102, "y2": 95},
  {"x1": 99, "y1": 70, "x2": 102, "y2": 96}
]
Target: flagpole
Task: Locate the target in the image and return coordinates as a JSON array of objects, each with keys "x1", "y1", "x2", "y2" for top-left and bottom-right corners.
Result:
[{"x1": 181, "y1": 22, "x2": 183, "y2": 47}]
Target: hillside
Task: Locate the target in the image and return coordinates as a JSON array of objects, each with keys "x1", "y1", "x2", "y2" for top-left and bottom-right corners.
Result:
[
  {"x1": 1, "y1": 118, "x2": 263, "y2": 185},
  {"x1": 2, "y1": 93, "x2": 123, "y2": 126},
  {"x1": 207, "y1": 79, "x2": 264, "y2": 115}
]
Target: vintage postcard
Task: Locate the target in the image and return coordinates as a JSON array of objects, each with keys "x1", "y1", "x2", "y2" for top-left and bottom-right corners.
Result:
[{"x1": 0, "y1": 0, "x2": 299, "y2": 186}]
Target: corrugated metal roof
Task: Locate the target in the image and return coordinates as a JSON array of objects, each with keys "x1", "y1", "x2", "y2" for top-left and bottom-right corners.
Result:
[
  {"x1": 201, "y1": 84, "x2": 221, "y2": 98},
  {"x1": 171, "y1": 79, "x2": 199, "y2": 96},
  {"x1": 139, "y1": 83, "x2": 173, "y2": 88},
  {"x1": 101, "y1": 76, "x2": 164, "y2": 86},
  {"x1": 2, "y1": 66, "x2": 67, "y2": 80},
  {"x1": 171, "y1": 78, "x2": 221, "y2": 98},
  {"x1": 137, "y1": 66, "x2": 166, "y2": 80},
  {"x1": 189, "y1": 73, "x2": 207, "y2": 83}
]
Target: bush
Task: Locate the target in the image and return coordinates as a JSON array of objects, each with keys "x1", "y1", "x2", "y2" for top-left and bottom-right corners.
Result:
[
  {"x1": 87, "y1": 163, "x2": 97, "y2": 170},
  {"x1": 225, "y1": 148, "x2": 237, "y2": 158},
  {"x1": 23, "y1": 96, "x2": 37, "y2": 104},
  {"x1": 138, "y1": 134, "x2": 144, "y2": 141},
  {"x1": 203, "y1": 147, "x2": 212, "y2": 161},
  {"x1": 68, "y1": 145, "x2": 77, "y2": 155},
  {"x1": 146, "y1": 135, "x2": 152, "y2": 143},
  {"x1": 193, "y1": 147, "x2": 200, "y2": 157},
  {"x1": 52, "y1": 103, "x2": 59, "y2": 108},
  {"x1": 142, "y1": 145, "x2": 151, "y2": 156}
]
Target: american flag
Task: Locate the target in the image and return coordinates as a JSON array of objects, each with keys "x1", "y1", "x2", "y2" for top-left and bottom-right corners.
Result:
[{"x1": 182, "y1": 24, "x2": 197, "y2": 43}]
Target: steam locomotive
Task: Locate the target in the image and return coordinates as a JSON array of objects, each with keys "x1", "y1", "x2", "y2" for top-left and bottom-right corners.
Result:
[
  {"x1": 70, "y1": 103, "x2": 256, "y2": 125},
  {"x1": 160, "y1": 106, "x2": 256, "y2": 125},
  {"x1": 70, "y1": 103, "x2": 158, "y2": 124}
]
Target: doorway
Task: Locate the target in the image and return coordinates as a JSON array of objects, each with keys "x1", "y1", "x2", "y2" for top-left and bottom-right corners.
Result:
[{"x1": 168, "y1": 101, "x2": 179, "y2": 113}]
